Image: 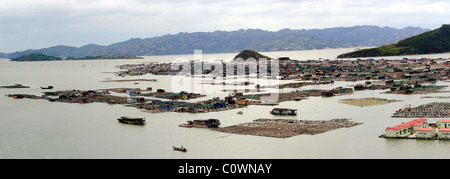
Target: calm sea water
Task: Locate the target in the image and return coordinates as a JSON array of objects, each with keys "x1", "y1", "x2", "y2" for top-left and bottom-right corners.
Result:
[{"x1": 0, "y1": 48, "x2": 449, "y2": 159}]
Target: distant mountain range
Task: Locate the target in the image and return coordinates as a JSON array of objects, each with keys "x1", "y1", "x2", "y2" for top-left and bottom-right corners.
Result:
[
  {"x1": 0, "y1": 25, "x2": 430, "y2": 59},
  {"x1": 338, "y1": 24, "x2": 450, "y2": 58}
]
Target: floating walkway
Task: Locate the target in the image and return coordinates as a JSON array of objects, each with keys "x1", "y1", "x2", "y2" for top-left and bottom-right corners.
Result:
[{"x1": 379, "y1": 134, "x2": 450, "y2": 140}]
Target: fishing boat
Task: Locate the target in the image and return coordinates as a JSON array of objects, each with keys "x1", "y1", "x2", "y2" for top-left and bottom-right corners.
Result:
[
  {"x1": 41, "y1": 86, "x2": 53, "y2": 89},
  {"x1": 179, "y1": 119, "x2": 220, "y2": 128},
  {"x1": 270, "y1": 108, "x2": 297, "y2": 116},
  {"x1": 173, "y1": 146, "x2": 187, "y2": 152},
  {"x1": 1, "y1": 84, "x2": 30, "y2": 88},
  {"x1": 117, "y1": 116, "x2": 146, "y2": 125},
  {"x1": 179, "y1": 122, "x2": 194, "y2": 128}
]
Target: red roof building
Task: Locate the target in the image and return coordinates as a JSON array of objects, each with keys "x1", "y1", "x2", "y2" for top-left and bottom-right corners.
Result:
[
  {"x1": 437, "y1": 119, "x2": 450, "y2": 128},
  {"x1": 416, "y1": 127, "x2": 437, "y2": 138},
  {"x1": 385, "y1": 118, "x2": 428, "y2": 137},
  {"x1": 386, "y1": 118, "x2": 427, "y2": 130},
  {"x1": 416, "y1": 128, "x2": 434, "y2": 131}
]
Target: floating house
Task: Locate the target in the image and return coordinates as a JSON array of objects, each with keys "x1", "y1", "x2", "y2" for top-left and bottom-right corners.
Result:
[
  {"x1": 214, "y1": 102, "x2": 226, "y2": 108},
  {"x1": 225, "y1": 96, "x2": 236, "y2": 104},
  {"x1": 150, "y1": 100, "x2": 162, "y2": 105},
  {"x1": 271, "y1": 108, "x2": 297, "y2": 116},
  {"x1": 385, "y1": 118, "x2": 428, "y2": 137},
  {"x1": 159, "y1": 105, "x2": 172, "y2": 110},
  {"x1": 238, "y1": 99, "x2": 248, "y2": 106},
  {"x1": 438, "y1": 128, "x2": 450, "y2": 139},
  {"x1": 383, "y1": 118, "x2": 450, "y2": 139},
  {"x1": 321, "y1": 90, "x2": 334, "y2": 97},
  {"x1": 437, "y1": 120, "x2": 450, "y2": 128},
  {"x1": 127, "y1": 97, "x2": 145, "y2": 103},
  {"x1": 415, "y1": 128, "x2": 437, "y2": 139},
  {"x1": 179, "y1": 119, "x2": 221, "y2": 128}
]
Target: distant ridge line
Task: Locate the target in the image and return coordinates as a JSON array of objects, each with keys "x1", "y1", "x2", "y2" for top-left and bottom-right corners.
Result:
[{"x1": 0, "y1": 25, "x2": 429, "y2": 59}]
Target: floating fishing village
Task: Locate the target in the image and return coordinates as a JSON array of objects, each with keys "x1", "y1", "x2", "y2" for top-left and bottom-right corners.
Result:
[
  {"x1": 3, "y1": 0, "x2": 450, "y2": 162},
  {"x1": 4, "y1": 52, "x2": 449, "y2": 142}
]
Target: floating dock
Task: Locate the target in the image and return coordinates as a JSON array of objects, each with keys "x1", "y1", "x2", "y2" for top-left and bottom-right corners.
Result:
[{"x1": 379, "y1": 134, "x2": 450, "y2": 140}]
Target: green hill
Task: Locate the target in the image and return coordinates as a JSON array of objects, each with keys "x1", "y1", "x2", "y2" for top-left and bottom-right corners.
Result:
[
  {"x1": 338, "y1": 24, "x2": 450, "y2": 58},
  {"x1": 11, "y1": 54, "x2": 62, "y2": 61}
]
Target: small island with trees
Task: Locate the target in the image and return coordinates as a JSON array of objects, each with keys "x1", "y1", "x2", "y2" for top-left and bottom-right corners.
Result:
[
  {"x1": 11, "y1": 54, "x2": 62, "y2": 61},
  {"x1": 338, "y1": 24, "x2": 450, "y2": 58}
]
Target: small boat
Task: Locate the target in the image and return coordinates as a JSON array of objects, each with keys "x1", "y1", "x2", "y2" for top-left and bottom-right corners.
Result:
[
  {"x1": 173, "y1": 146, "x2": 187, "y2": 152},
  {"x1": 117, "y1": 116, "x2": 146, "y2": 125},
  {"x1": 1, "y1": 84, "x2": 30, "y2": 88},
  {"x1": 41, "y1": 86, "x2": 54, "y2": 89},
  {"x1": 179, "y1": 119, "x2": 220, "y2": 128},
  {"x1": 179, "y1": 122, "x2": 193, "y2": 128}
]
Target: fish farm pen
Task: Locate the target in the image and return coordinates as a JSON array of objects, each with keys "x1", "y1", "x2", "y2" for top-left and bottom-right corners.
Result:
[{"x1": 392, "y1": 102, "x2": 450, "y2": 118}]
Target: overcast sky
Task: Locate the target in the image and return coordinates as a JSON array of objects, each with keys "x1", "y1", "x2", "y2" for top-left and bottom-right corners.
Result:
[{"x1": 0, "y1": 0, "x2": 448, "y2": 53}]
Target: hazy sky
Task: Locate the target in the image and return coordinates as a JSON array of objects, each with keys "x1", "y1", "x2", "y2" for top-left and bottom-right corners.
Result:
[{"x1": 0, "y1": 0, "x2": 448, "y2": 52}]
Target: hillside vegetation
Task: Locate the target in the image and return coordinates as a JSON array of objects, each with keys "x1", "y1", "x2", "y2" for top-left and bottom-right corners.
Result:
[
  {"x1": 11, "y1": 54, "x2": 62, "y2": 61},
  {"x1": 338, "y1": 24, "x2": 450, "y2": 58}
]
